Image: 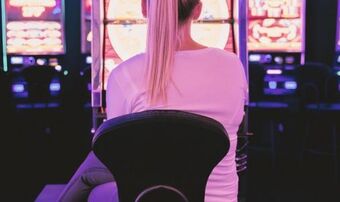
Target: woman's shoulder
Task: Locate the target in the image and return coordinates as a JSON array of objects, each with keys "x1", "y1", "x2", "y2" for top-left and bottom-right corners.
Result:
[
  {"x1": 207, "y1": 47, "x2": 239, "y2": 60},
  {"x1": 112, "y1": 53, "x2": 146, "y2": 75},
  {"x1": 107, "y1": 53, "x2": 146, "y2": 91},
  {"x1": 200, "y1": 48, "x2": 243, "y2": 71}
]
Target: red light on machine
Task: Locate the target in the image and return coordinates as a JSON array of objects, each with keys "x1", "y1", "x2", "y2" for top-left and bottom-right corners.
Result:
[
  {"x1": 85, "y1": 0, "x2": 92, "y2": 12},
  {"x1": 248, "y1": 0, "x2": 303, "y2": 52}
]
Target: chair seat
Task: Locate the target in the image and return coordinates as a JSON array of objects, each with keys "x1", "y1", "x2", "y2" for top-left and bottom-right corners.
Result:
[
  {"x1": 88, "y1": 182, "x2": 118, "y2": 202},
  {"x1": 35, "y1": 184, "x2": 66, "y2": 202}
]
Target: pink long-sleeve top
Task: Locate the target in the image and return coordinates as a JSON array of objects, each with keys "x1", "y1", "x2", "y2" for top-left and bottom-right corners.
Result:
[{"x1": 106, "y1": 47, "x2": 248, "y2": 202}]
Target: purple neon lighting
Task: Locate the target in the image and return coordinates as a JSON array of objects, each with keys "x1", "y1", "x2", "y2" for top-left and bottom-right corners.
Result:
[
  {"x1": 267, "y1": 69, "x2": 282, "y2": 75},
  {"x1": 268, "y1": 81, "x2": 278, "y2": 89},
  {"x1": 285, "y1": 56, "x2": 295, "y2": 64},
  {"x1": 12, "y1": 83, "x2": 25, "y2": 93},
  {"x1": 55, "y1": 65, "x2": 62, "y2": 72},
  {"x1": 37, "y1": 58, "x2": 47, "y2": 66},
  {"x1": 249, "y1": 54, "x2": 261, "y2": 62},
  {"x1": 274, "y1": 56, "x2": 283, "y2": 64},
  {"x1": 49, "y1": 82, "x2": 61, "y2": 92},
  {"x1": 10, "y1": 56, "x2": 24, "y2": 65},
  {"x1": 86, "y1": 56, "x2": 92, "y2": 64},
  {"x1": 284, "y1": 81, "x2": 298, "y2": 90}
]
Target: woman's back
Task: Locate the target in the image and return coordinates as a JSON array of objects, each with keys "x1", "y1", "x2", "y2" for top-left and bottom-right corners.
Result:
[
  {"x1": 106, "y1": 47, "x2": 247, "y2": 202},
  {"x1": 107, "y1": 47, "x2": 247, "y2": 141}
]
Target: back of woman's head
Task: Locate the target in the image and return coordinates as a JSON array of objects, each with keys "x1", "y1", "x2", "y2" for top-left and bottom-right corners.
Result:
[{"x1": 145, "y1": 0, "x2": 200, "y2": 105}]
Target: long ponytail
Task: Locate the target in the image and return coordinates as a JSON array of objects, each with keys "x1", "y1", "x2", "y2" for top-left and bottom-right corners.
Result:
[
  {"x1": 145, "y1": 0, "x2": 200, "y2": 104},
  {"x1": 146, "y1": 0, "x2": 179, "y2": 105}
]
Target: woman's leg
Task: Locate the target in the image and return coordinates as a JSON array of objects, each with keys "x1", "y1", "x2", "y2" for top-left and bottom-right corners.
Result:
[{"x1": 58, "y1": 151, "x2": 115, "y2": 202}]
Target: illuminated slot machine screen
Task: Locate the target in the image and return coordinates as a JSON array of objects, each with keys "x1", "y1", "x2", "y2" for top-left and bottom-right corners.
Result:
[
  {"x1": 248, "y1": 0, "x2": 304, "y2": 52},
  {"x1": 3, "y1": 0, "x2": 66, "y2": 107},
  {"x1": 92, "y1": 0, "x2": 247, "y2": 113},
  {"x1": 5, "y1": 0, "x2": 65, "y2": 55},
  {"x1": 248, "y1": 0, "x2": 305, "y2": 97}
]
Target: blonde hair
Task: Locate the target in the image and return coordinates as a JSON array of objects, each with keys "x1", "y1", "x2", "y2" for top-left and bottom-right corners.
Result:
[{"x1": 146, "y1": 0, "x2": 199, "y2": 105}]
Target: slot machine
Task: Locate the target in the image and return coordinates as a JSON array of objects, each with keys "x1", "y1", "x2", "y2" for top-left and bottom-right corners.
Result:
[
  {"x1": 248, "y1": 0, "x2": 305, "y2": 104},
  {"x1": 334, "y1": 0, "x2": 340, "y2": 94},
  {"x1": 2, "y1": 0, "x2": 66, "y2": 108},
  {"x1": 80, "y1": 0, "x2": 92, "y2": 107},
  {"x1": 91, "y1": 0, "x2": 248, "y2": 128}
]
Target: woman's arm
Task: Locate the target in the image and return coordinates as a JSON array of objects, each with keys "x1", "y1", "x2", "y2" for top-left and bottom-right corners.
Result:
[{"x1": 106, "y1": 72, "x2": 131, "y2": 120}]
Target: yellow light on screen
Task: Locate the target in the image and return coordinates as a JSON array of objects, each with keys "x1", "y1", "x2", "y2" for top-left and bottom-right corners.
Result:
[
  {"x1": 105, "y1": 59, "x2": 118, "y2": 72},
  {"x1": 192, "y1": 24, "x2": 230, "y2": 49},
  {"x1": 7, "y1": 30, "x2": 25, "y2": 38},
  {"x1": 22, "y1": 6, "x2": 46, "y2": 17},
  {"x1": 6, "y1": 20, "x2": 64, "y2": 54},
  {"x1": 7, "y1": 22, "x2": 24, "y2": 30},
  {"x1": 27, "y1": 38, "x2": 43, "y2": 46},
  {"x1": 106, "y1": 0, "x2": 144, "y2": 20},
  {"x1": 198, "y1": 0, "x2": 229, "y2": 20},
  {"x1": 107, "y1": 24, "x2": 147, "y2": 61},
  {"x1": 45, "y1": 30, "x2": 62, "y2": 38},
  {"x1": 7, "y1": 38, "x2": 25, "y2": 46},
  {"x1": 106, "y1": 0, "x2": 231, "y2": 61},
  {"x1": 46, "y1": 22, "x2": 61, "y2": 30},
  {"x1": 87, "y1": 31, "x2": 92, "y2": 42},
  {"x1": 43, "y1": 38, "x2": 62, "y2": 45},
  {"x1": 9, "y1": 0, "x2": 56, "y2": 7},
  {"x1": 26, "y1": 30, "x2": 42, "y2": 38}
]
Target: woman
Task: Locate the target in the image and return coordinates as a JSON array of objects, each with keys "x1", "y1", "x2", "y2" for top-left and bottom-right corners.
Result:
[{"x1": 59, "y1": 0, "x2": 247, "y2": 201}]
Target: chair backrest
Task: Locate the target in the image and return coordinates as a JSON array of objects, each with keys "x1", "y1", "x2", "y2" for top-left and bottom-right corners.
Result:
[{"x1": 93, "y1": 110, "x2": 230, "y2": 202}]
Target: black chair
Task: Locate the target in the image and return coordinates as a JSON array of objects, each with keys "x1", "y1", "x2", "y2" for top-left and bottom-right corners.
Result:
[
  {"x1": 297, "y1": 63, "x2": 339, "y2": 182},
  {"x1": 92, "y1": 110, "x2": 230, "y2": 202},
  {"x1": 296, "y1": 62, "x2": 331, "y2": 106}
]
